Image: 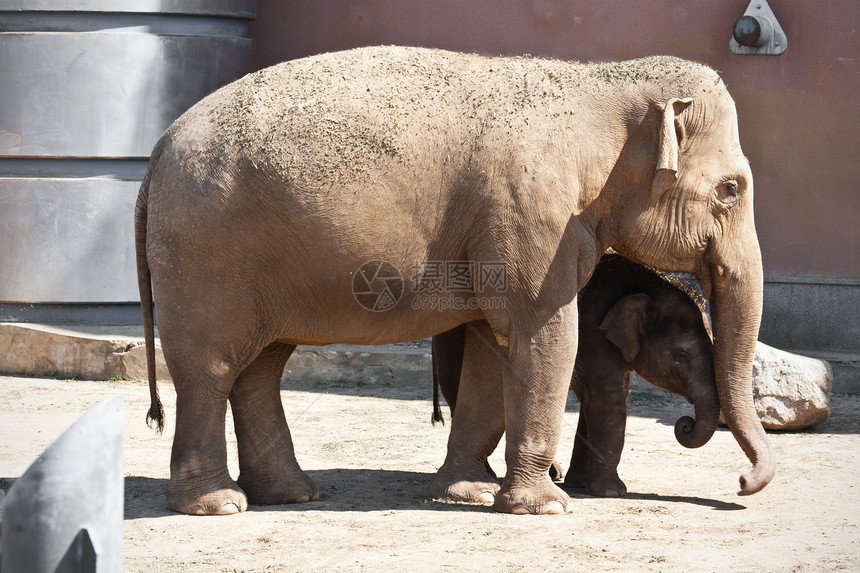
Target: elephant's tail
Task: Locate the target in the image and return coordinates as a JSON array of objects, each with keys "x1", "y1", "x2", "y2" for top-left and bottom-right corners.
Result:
[
  {"x1": 431, "y1": 367, "x2": 445, "y2": 426},
  {"x1": 135, "y1": 158, "x2": 164, "y2": 434}
]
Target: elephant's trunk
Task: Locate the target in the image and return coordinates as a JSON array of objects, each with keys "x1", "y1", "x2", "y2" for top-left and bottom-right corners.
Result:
[
  {"x1": 708, "y1": 253, "x2": 775, "y2": 495},
  {"x1": 673, "y1": 378, "x2": 720, "y2": 449}
]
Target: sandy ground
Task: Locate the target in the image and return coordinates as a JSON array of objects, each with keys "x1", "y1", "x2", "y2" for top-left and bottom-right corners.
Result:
[{"x1": 1, "y1": 373, "x2": 858, "y2": 572}]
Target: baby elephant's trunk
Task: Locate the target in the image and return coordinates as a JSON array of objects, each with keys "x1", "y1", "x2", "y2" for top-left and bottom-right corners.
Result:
[{"x1": 674, "y1": 387, "x2": 720, "y2": 449}]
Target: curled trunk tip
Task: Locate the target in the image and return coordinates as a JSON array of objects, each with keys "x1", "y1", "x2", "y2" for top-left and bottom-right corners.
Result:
[
  {"x1": 674, "y1": 414, "x2": 717, "y2": 449},
  {"x1": 674, "y1": 415, "x2": 696, "y2": 445},
  {"x1": 738, "y1": 439, "x2": 776, "y2": 495}
]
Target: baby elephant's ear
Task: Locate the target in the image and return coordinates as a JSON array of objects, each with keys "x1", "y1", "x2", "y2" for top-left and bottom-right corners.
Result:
[
  {"x1": 652, "y1": 97, "x2": 694, "y2": 202},
  {"x1": 599, "y1": 294, "x2": 652, "y2": 363}
]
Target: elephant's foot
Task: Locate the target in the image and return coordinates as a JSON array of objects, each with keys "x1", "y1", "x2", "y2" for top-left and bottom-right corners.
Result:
[
  {"x1": 237, "y1": 467, "x2": 319, "y2": 505},
  {"x1": 431, "y1": 460, "x2": 500, "y2": 504},
  {"x1": 432, "y1": 478, "x2": 500, "y2": 504},
  {"x1": 168, "y1": 471, "x2": 248, "y2": 515},
  {"x1": 564, "y1": 472, "x2": 627, "y2": 498},
  {"x1": 562, "y1": 466, "x2": 588, "y2": 490},
  {"x1": 563, "y1": 465, "x2": 627, "y2": 497},
  {"x1": 494, "y1": 476, "x2": 570, "y2": 515},
  {"x1": 586, "y1": 474, "x2": 627, "y2": 498}
]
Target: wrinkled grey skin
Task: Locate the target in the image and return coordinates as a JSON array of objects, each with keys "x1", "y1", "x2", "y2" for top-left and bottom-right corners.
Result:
[
  {"x1": 432, "y1": 254, "x2": 717, "y2": 498},
  {"x1": 136, "y1": 46, "x2": 772, "y2": 515}
]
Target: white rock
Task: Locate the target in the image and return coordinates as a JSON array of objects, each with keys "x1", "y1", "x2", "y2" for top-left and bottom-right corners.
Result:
[{"x1": 750, "y1": 342, "x2": 832, "y2": 430}]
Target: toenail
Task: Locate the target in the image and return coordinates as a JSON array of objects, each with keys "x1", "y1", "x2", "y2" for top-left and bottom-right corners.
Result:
[
  {"x1": 217, "y1": 502, "x2": 240, "y2": 515},
  {"x1": 543, "y1": 501, "x2": 566, "y2": 514}
]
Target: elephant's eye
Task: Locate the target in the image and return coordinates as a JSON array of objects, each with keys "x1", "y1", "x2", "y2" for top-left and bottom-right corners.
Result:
[
  {"x1": 671, "y1": 351, "x2": 690, "y2": 365},
  {"x1": 717, "y1": 180, "x2": 740, "y2": 206}
]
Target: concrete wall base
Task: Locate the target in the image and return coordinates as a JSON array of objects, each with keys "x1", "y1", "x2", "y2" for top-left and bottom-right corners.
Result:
[
  {"x1": 760, "y1": 277, "x2": 859, "y2": 355},
  {"x1": 2, "y1": 315, "x2": 857, "y2": 393},
  {"x1": 0, "y1": 323, "x2": 169, "y2": 381}
]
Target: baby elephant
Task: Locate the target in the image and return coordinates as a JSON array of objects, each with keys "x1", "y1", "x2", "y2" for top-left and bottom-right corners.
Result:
[{"x1": 432, "y1": 254, "x2": 717, "y2": 497}]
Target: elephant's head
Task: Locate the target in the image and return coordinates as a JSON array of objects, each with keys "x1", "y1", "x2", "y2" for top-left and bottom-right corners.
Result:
[
  {"x1": 606, "y1": 71, "x2": 774, "y2": 495},
  {"x1": 599, "y1": 290, "x2": 718, "y2": 449}
]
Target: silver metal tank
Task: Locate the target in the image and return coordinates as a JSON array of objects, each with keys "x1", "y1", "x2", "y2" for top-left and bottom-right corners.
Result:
[{"x1": 0, "y1": 0, "x2": 255, "y2": 318}]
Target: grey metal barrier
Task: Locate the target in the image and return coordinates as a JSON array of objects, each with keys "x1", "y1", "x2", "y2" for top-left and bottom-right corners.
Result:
[{"x1": 0, "y1": 396, "x2": 124, "y2": 573}]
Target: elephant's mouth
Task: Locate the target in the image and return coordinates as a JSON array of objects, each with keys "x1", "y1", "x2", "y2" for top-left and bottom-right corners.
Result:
[
  {"x1": 699, "y1": 275, "x2": 713, "y2": 303},
  {"x1": 694, "y1": 262, "x2": 715, "y2": 301}
]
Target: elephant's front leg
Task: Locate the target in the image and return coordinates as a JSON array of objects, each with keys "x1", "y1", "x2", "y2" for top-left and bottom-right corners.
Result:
[
  {"x1": 230, "y1": 343, "x2": 318, "y2": 505},
  {"x1": 493, "y1": 309, "x2": 578, "y2": 515},
  {"x1": 564, "y1": 401, "x2": 591, "y2": 490},
  {"x1": 431, "y1": 321, "x2": 505, "y2": 504},
  {"x1": 565, "y1": 369, "x2": 630, "y2": 497}
]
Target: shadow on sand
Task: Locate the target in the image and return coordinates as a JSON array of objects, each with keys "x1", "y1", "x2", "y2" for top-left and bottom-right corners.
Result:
[
  {"x1": 586, "y1": 490, "x2": 746, "y2": 511},
  {"x1": 122, "y1": 469, "x2": 743, "y2": 519}
]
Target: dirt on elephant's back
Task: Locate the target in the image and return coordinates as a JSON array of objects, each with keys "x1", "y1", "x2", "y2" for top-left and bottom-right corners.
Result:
[{"x1": 180, "y1": 46, "x2": 718, "y2": 190}]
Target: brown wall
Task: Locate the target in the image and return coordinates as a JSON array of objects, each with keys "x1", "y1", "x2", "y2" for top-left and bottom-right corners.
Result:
[{"x1": 249, "y1": 0, "x2": 860, "y2": 280}]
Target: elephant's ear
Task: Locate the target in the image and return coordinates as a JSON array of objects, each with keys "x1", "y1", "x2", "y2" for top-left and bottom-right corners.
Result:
[
  {"x1": 651, "y1": 97, "x2": 694, "y2": 201},
  {"x1": 600, "y1": 294, "x2": 651, "y2": 363}
]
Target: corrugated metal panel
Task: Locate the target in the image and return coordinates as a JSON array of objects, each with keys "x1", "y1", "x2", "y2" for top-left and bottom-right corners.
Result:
[
  {"x1": 0, "y1": 4, "x2": 255, "y2": 303},
  {"x1": 0, "y1": 0, "x2": 256, "y2": 18},
  {"x1": 0, "y1": 33, "x2": 251, "y2": 157},
  {"x1": 0, "y1": 180, "x2": 140, "y2": 302}
]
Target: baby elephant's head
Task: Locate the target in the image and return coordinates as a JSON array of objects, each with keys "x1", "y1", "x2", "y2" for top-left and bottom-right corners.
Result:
[{"x1": 599, "y1": 287, "x2": 717, "y2": 449}]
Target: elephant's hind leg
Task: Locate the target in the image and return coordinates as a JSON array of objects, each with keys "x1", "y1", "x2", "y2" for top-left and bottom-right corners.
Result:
[
  {"x1": 431, "y1": 321, "x2": 505, "y2": 504},
  {"x1": 167, "y1": 355, "x2": 249, "y2": 516},
  {"x1": 230, "y1": 343, "x2": 319, "y2": 505}
]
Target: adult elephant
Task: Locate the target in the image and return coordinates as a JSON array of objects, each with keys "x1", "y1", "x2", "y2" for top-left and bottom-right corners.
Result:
[{"x1": 136, "y1": 46, "x2": 773, "y2": 516}]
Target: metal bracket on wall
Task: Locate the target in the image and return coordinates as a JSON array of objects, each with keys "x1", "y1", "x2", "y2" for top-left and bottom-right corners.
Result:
[{"x1": 730, "y1": 0, "x2": 788, "y2": 55}]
